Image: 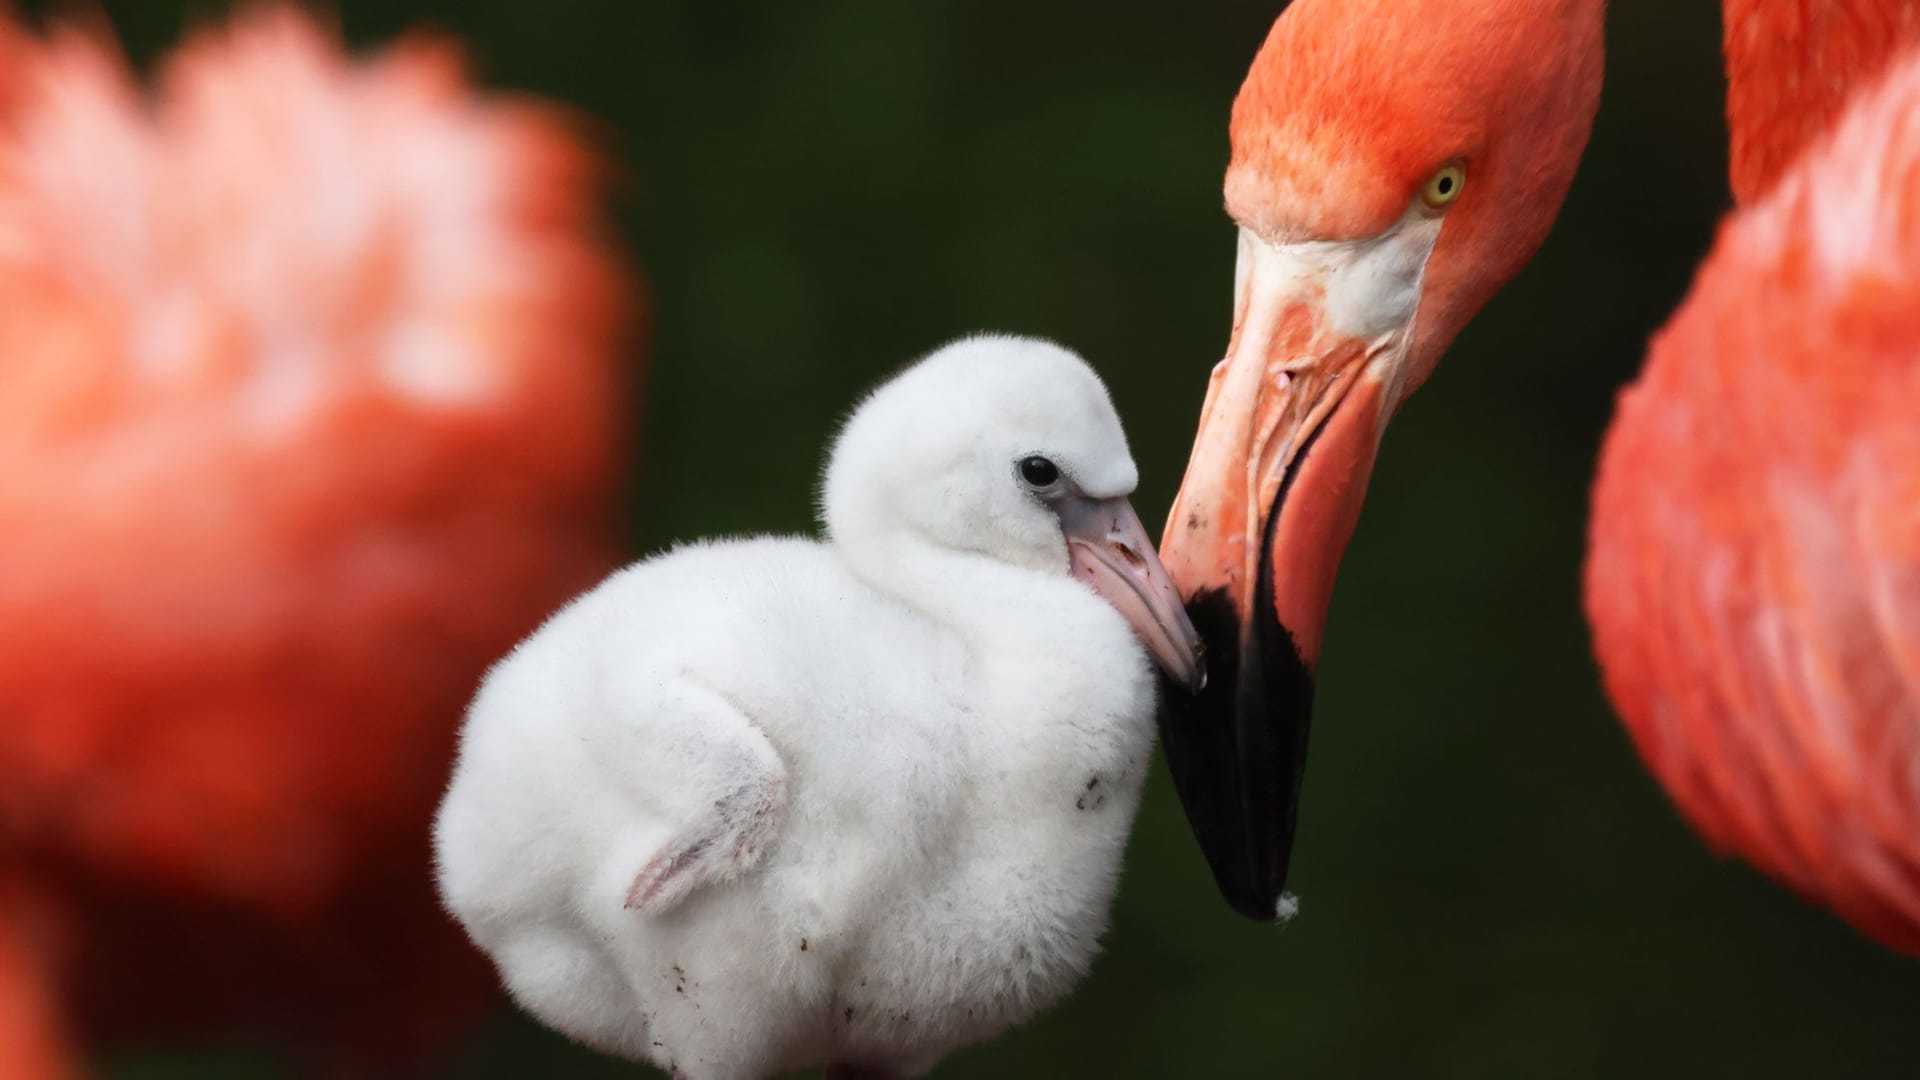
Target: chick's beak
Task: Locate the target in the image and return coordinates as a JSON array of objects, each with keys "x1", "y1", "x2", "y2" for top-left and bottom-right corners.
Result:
[
  {"x1": 1158, "y1": 217, "x2": 1436, "y2": 920},
  {"x1": 1059, "y1": 494, "x2": 1207, "y2": 694}
]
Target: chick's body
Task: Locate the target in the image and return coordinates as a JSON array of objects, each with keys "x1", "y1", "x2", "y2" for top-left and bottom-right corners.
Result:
[
  {"x1": 443, "y1": 538, "x2": 1151, "y2": 1077},
  {"x1": 437, "y1": 338, "x2": 1182, "y2": 1079}
]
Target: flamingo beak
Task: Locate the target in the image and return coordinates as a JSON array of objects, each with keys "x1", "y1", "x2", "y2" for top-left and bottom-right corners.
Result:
[
  {"x1": 1060, "y1": 494, "x2": 1209, "y2": 694},
  {"x1": 1159, "y1": 215, "x2": 1438, "y2": 920}
]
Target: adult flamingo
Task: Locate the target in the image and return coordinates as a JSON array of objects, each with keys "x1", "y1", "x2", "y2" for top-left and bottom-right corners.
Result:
[
  {"x1": 0, "y1": 5, "x2": 636, "y2": 1071},
  {"x1": 1155, "y1": 0, "x2": 1604, "y2": 918},
  {"x1": 1586, "y1": 5, "x2": 1920, "y2": 955},
  {"x1": 1722, "y1": 0, "x2": 1920, "y2": 206}
]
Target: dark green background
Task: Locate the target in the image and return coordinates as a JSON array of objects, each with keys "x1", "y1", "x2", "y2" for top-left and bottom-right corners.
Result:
[{"x1": 35, "y1": 0, "x2": 1917, "y2": 1076}]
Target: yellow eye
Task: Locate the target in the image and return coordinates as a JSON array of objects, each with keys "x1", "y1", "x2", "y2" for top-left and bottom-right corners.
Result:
[{"x1": 1420, "y1": 163, "x2": 1466, "y2": 209}]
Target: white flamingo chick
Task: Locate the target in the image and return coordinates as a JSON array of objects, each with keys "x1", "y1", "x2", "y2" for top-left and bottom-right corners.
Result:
[{"x1": 434, "y1": 335, "x2": 1205, "y2": 1079}]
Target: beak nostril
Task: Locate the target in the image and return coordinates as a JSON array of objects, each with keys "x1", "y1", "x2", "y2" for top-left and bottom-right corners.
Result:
[{"x1": 1061, "y1": 499, "x2": 1207, "y2": 691}]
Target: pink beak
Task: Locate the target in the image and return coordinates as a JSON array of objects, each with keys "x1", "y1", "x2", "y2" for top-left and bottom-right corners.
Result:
[
  {"x1": 1059, "y1": 494, "x2": 1207, "y2": 694},
  {"x1": 1155, "y1": 221, "x2": 1419, "y2": 921}
]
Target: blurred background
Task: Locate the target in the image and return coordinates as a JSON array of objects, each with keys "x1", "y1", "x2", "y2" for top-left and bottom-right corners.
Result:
[{"x1": 11, "y1": 0, "x2": 1916, "y2": 1076}]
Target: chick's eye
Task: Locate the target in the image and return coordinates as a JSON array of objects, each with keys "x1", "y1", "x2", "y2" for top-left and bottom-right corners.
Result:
[
  {"x1": 1018, "y1": 455, "x2": 1060, "y2": 488},
  {"x1": 1421, "y1": 163, "x2": 1466, "y2": 209}
]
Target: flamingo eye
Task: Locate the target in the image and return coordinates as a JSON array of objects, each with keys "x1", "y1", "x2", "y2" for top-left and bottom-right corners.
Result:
[
  {"x1": 1018, "y1": 455, "x2": 1061, "y2": 489},
  {"x1": 1420, "y1": 163, "x2": 1466, "y2": 210}
]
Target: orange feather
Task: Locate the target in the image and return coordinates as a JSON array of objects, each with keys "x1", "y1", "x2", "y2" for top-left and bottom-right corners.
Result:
[
  {"x1": 0, "y1": 5, "x2": 638, "y2": 1068},
  {"x1": 1225, "y1": 0, "x2": 1603, "y2": 389},
  {"x1": 1588, "y1": 41, "x2": 1920, "y2": 955},
  {"x1": 1723, "y1": 0, "x2": 1920, "y2": 203},
  {"x1": 0, "y1": 885, "x2": 72, "y2": 1080}
]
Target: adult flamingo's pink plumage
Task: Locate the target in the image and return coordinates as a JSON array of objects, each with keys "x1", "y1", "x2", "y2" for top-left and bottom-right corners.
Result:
[
  {"x1": 0, "y1": 6, "x2": 638, "y2": 1070},
  {"x1": 1587, "y1": 2, "x2": 1920, "y2": 955}
]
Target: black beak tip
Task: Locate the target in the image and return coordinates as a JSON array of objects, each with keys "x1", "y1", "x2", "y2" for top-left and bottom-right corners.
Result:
[{"x1": 1156, "y1": 586, "x2": 1317, "y2": 922}]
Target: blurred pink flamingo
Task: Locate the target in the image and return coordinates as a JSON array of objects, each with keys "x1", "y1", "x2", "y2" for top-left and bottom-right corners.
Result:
[
  {"x1": 1586, "y1": 0, "x2": 1920, "y2": 955},
  {"x1": 0, "y1": 5, "x2": 639, "y2": 1071}
]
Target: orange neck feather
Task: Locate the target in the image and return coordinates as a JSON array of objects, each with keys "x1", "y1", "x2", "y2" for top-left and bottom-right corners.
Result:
[{"x1": 1724, "y1": 0, "x2": 1920, "y2": 204}]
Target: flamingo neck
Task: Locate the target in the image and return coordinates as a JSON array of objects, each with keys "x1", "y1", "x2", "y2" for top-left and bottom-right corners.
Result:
[{"x1": 1723, "y1": 0, "x2": 1920, "y2": 204}]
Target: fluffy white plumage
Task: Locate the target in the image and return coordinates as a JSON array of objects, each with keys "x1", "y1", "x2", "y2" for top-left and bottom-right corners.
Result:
[{"x1": 434, "y1": 336, "x2": 1188, "y2": 1079}]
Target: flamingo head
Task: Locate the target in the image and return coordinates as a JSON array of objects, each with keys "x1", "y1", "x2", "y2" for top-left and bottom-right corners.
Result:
[{"x1": 1159, "y1": 0, "x2": 1604, "y2": 919}]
